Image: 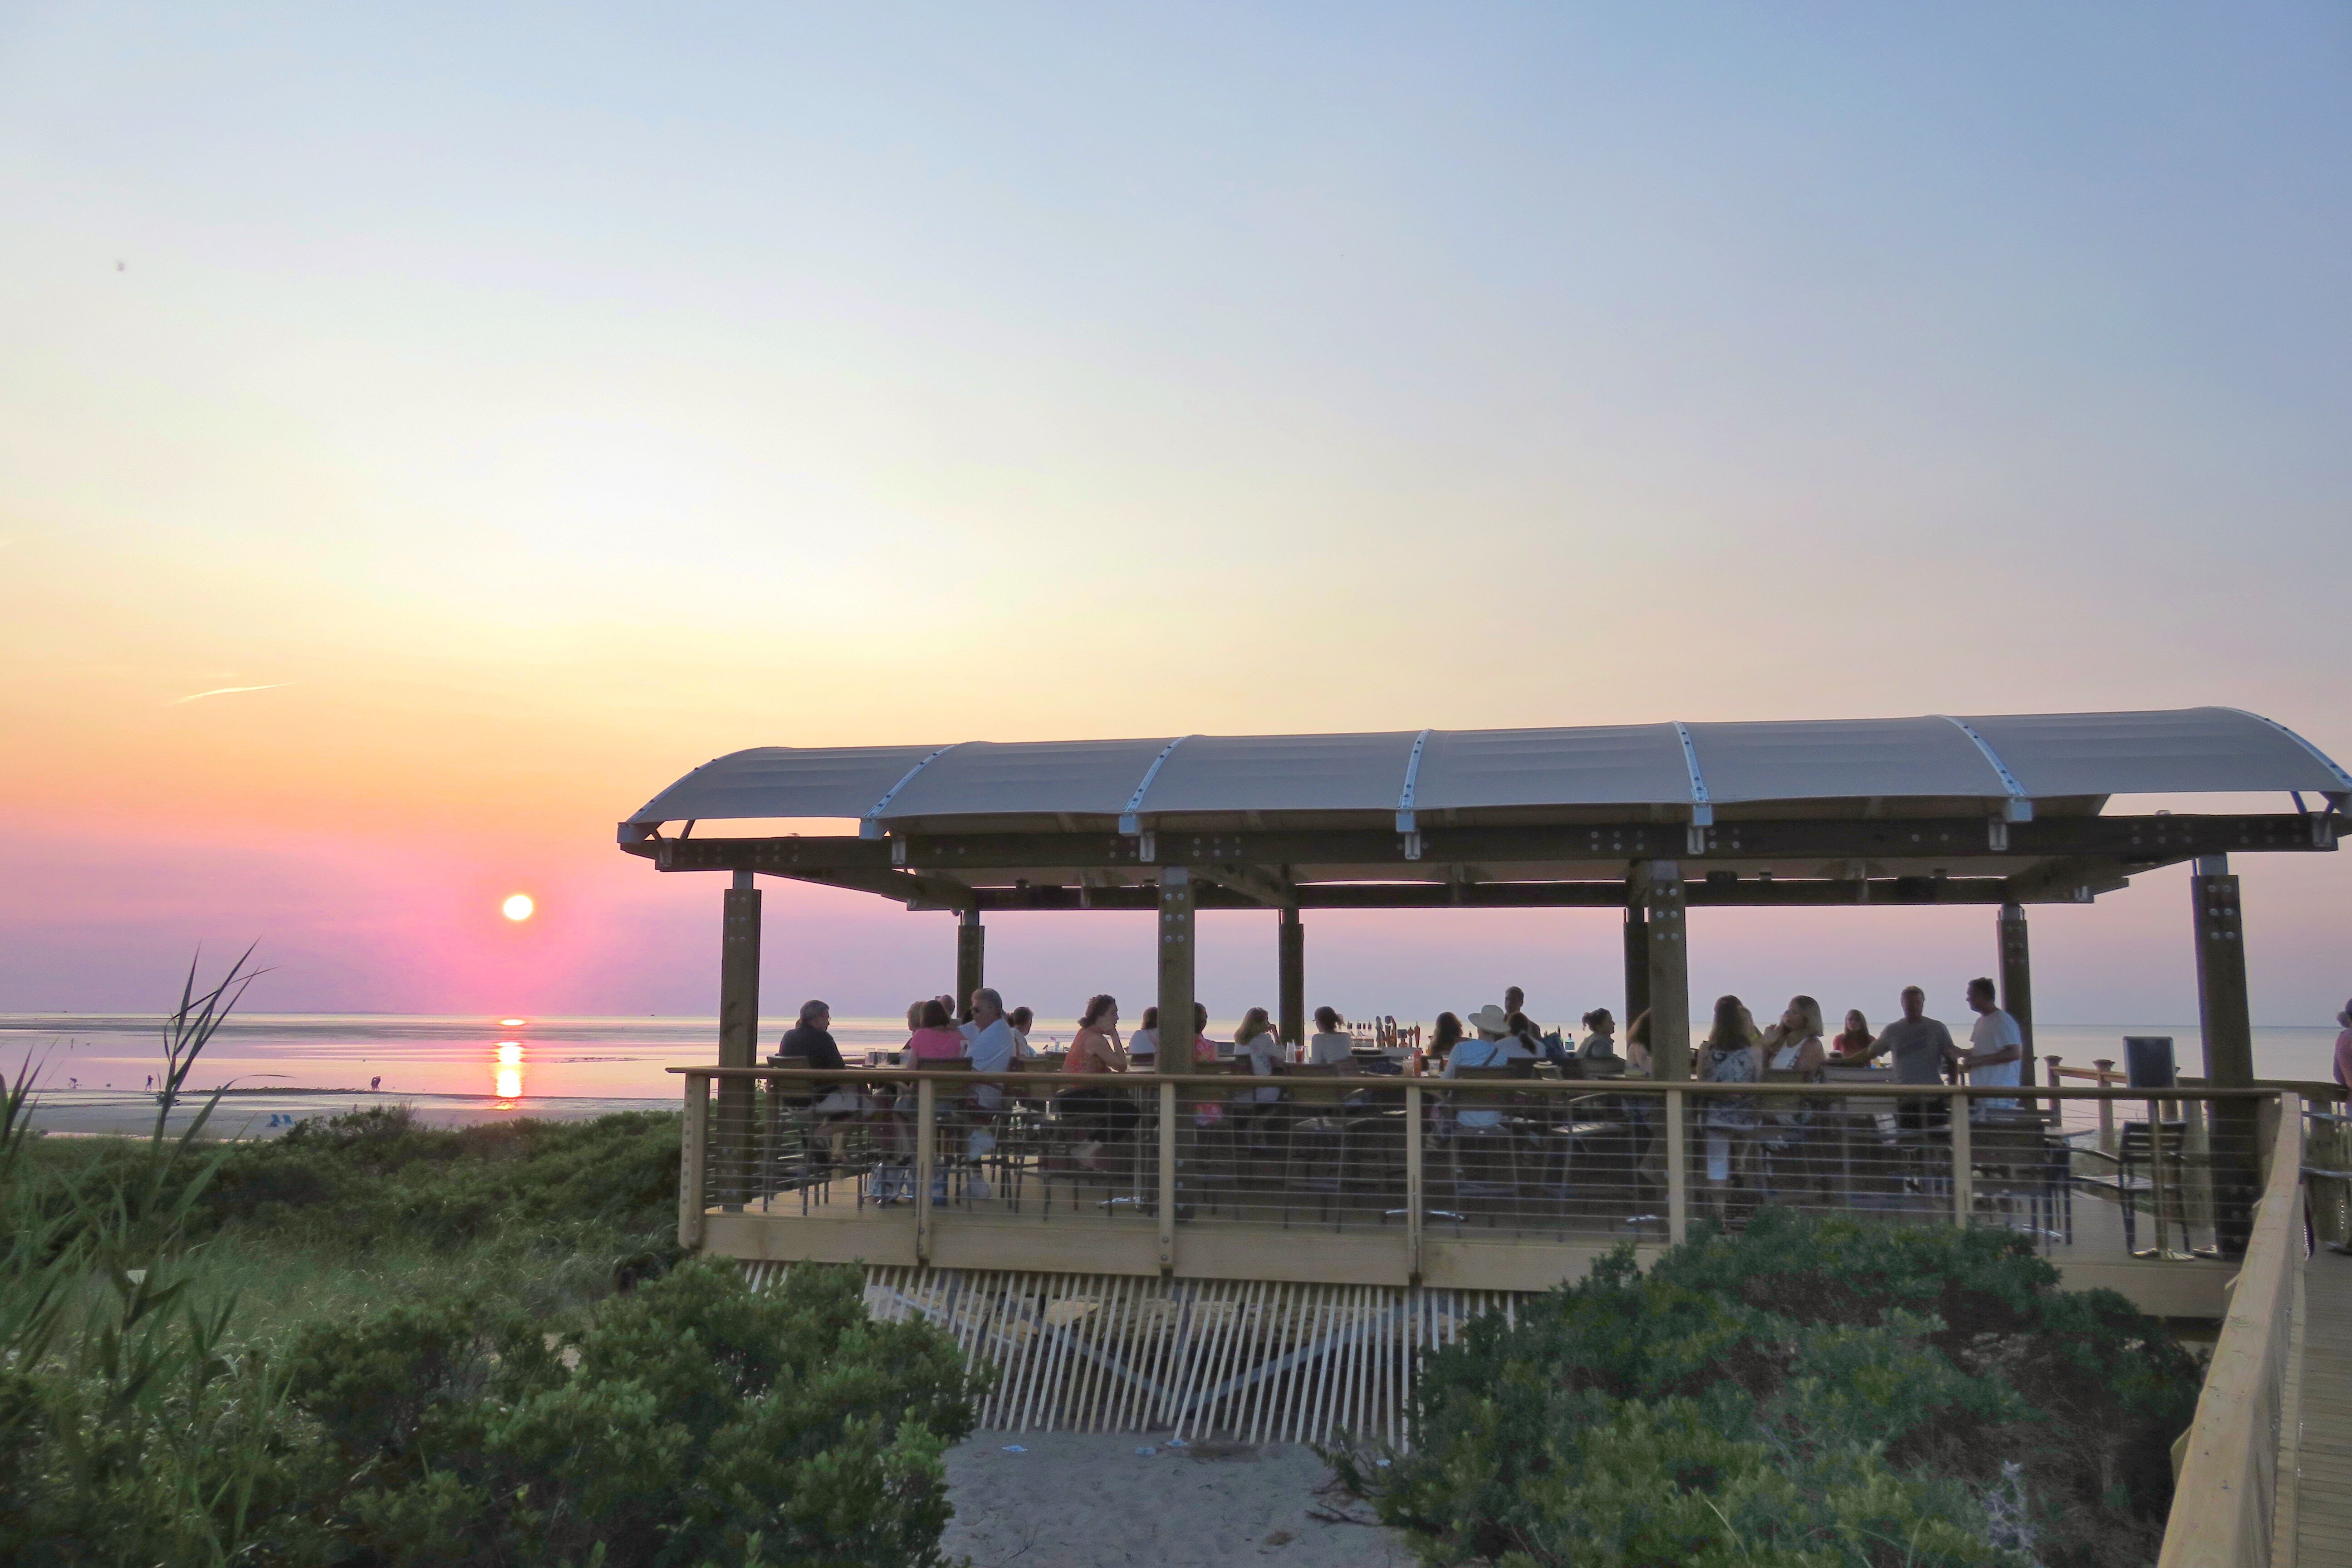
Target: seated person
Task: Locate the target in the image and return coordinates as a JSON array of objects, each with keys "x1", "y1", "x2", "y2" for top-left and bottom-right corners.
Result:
[
  {"x1": 1128, "y1": 1005, "x2": 1159, "y2": 1065},
  {"x1": 1307, "y1": 1006, "x2": 1353, "y2": 1065},
  {"x1": 1230, "y1": 1007, "x2": 1283, "y2": 1106},
  {"x1": 1442, "y1": 1008, "x2": 1517, "y2": 1127},
  {"x1": 1829, "y1": 1009, "x2": 1876, "y2": 1063},
  {"x1": 1465, "y1": 1005, "x2": 1533, "y2": 1059},
  {"x1": 905, "y1": 999, "x2": 967, "y2": 1062}
]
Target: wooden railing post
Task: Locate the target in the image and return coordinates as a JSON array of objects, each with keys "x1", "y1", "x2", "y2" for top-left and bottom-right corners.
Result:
[
  {"x1": 1158, "y1": 1078, "x2": 1177, "y2": 1272},
  {"x1": 678, "y1": 1072, "x2": 710, "y2": 1250},
  {"x1": 913, "y1": 1075, "x2": 936, "y2": 1265},
  {"x1": 1666, "y1": 1088, "x2": 1688, "y2": 1245},
  {"x1": 1405, "y1": 1082, "x2": 1424, "y2": 1282},
  {"x1": 1950, "y1": 1088, "x2": 1972, "y2": 1225},
  {"x1": 2096, "y1": 1062, "x2": 2117, "y2": 1153}
]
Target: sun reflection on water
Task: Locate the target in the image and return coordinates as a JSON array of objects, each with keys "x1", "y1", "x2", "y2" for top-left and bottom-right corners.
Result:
[{"x1": 494, "y1": 1039, "x2": 524, "y2": 1101}]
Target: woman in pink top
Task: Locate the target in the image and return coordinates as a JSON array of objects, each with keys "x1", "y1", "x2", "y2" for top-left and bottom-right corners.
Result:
[
  {"x1": 905, "y1": 999, "x2": 966, "y2": 1062},
  {"x1": 1060, "y1": 994, "x2": 1136, "y2": 1166}
]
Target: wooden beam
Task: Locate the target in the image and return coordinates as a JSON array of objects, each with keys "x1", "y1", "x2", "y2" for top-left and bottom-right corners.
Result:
[
  {"x1": 1196, "y1": 862, "x2": 1293, "y2": 907},
  {"x1": 633, "y1": 811, "x2": 2335, "y2": 879},
  {"x1": 955, "y1": 877, "x2": 2084, "y2": 912}
]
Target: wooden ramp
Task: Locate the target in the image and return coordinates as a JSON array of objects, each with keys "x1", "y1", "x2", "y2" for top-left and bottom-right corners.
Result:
[{"x1": 2283, "y1": 1245, "x2": 2352, "y2": 1567}]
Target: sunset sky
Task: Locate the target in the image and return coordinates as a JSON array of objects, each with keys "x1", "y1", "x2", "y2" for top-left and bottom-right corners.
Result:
[{"x1": 4, "y1": 5, "x2": 2348, "y2": 1030}]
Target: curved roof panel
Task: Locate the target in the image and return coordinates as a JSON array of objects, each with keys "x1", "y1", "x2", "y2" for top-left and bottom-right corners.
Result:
[
  {"x1": 1137, "y1": 731, "x2": 1422, "y2": 815},
  {"x1": 1686, "y1": 716, "x2": 2005, "y2": 804},
  {"x1": 621, "y1": 708, "x2": 2347, "y2": 827},
  {"x1": 1410, "y1": 725, "x2": 1690, "y2": 810},
  {"x1": 884, "y1": 737, "x2": 1176, "y2": 819},
  {"x1": 1960, "y1": 708, "x2": 2352, "y2": 798},
  {"x1": 628, "y1": 744, "x2": 942, "y2": 825}
]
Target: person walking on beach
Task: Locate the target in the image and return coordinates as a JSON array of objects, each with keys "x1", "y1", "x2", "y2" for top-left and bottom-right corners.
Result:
[
  {"x1": 1863, "y1": 985, "x2": 1960, "y2": 1130},
  {"x1": 1955, "y1": 977, "x2": 2024, "y2": 1112}
]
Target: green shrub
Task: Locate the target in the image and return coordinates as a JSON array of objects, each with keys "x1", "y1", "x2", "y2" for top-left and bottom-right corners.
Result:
[
  {"x1": 193, "y1": 1105, "x2": 686, "y2": 1251},
  {"x1": 1333, "y1": 1209, "x2": 2199, "y2": 1568},
  {"x1": 287, "y1": 1258, "x2": 984, "y2": 1567}
]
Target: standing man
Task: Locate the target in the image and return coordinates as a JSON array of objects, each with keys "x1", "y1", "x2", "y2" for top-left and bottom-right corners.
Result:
[
  {"x1": 1864, "y1": 985, "x2": 1960, "y2": 1132},
  {"x1": 1957, "y1": 977, "x2": 2024, "y2": 1113},
  {"x1": 1503, "y1": 985, "x2": 1527, "y2": 1020}
]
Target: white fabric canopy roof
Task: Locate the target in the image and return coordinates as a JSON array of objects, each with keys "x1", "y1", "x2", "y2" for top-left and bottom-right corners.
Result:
[{"x1": 625, "y1": 708, "x2": 2350, "y2": 830}]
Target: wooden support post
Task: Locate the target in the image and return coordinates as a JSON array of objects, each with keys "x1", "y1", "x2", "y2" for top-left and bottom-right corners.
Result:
[
  {"x1": 1998, "y1": 901, "x2": 2034, "y2": 1054},
  {"x1": 956, "y1": 909, "x2": 985, "y2": 1022},
  {"x1": 1157, "y1": 869, "x2": 1196, "y2": 1076},
  {"x1": 1666, "y1": 1088, "x2": 1688, "y2": 1245},
  {"x1": 716, "y1": 871, "x2": 761, "y2": 1209},
  {"x1": 1156, "y1": 870, "x2": 1193, "y2": 1274},
  {"x1": 678, "y1": 1072, "x2": 709, "y2": 1249},
  {"x1": 2193, "y1": 855, "x2": 2258, "y2": 1257},
  {"x1": 1622, "y1": 904, "x2": 1651, "y2": 1031},
  {"x1": 1278, "y1": 905, "x2": 1305, "y2": 1050},
  {"x1": 913, "y1": 1075, "x2": 936, "y2": 1264},
  {"x1": 1950, "y1": 1088, "x2": 1972, "y2": 1225},
  {"x1": 1641, "y1": 862, "x2": 1691, "y2": 1081},
  {"x1": 1404, "y1": 1081, "x2": 1424, "y2": 1282}
]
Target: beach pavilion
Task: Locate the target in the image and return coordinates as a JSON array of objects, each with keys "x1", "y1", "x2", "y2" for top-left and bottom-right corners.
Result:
[
  {"x1": 622, "y1": 706, "x2": 2347, "y2": 1099},
  {"x1": 614, "y1": 707, "x2": 2350, "y2": 1509}
]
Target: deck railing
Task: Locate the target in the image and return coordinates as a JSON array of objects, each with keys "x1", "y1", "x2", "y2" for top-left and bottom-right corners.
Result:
[
  {"x1": 2156, "y1": 1092, "x2": 2305, "y2": 1568},
  {"x1": 673, "y1": 1066, "x2": 2284, "y2": 1298}
]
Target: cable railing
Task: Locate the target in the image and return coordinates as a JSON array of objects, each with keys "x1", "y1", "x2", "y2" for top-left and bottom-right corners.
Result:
[{"x1": 673, "y1": 1065, "x2": 2289, "y2": 1282}]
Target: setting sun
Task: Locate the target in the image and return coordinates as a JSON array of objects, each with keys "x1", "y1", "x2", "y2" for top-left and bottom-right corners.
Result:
[{"x1": 500, "y1": 894, "x2": 534, "y2": 922}]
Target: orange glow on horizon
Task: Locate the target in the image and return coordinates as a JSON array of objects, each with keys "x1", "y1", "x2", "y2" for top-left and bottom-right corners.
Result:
[
  {"x1": 501, "y1": 894, "x2": 535, "y2": 922},
  {"x1": 499, "y1": 1017, "x2": 526, "y2": 1028}
]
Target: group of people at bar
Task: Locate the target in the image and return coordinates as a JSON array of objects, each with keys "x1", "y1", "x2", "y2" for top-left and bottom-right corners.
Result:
[{"x1": 769, "y1": 973, "x2": 2029, "y2": 1197}]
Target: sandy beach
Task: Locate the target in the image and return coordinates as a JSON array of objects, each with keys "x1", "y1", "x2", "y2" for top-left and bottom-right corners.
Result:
[{"x1": 941, "y1": 1431, "x2": 1412, "y2": 1568}]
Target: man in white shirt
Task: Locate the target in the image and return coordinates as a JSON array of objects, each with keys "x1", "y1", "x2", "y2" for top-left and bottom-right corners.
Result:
[
  {"x1": 1958, "y1": 977, "x2": 2024, "y2": 1113},
  {"x1": 960, "y1": 988, "x2": 1018, "y2": 1192}
]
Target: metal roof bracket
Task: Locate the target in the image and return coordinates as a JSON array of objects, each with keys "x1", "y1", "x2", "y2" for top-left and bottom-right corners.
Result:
[
  {"x1": 1938, "y1": 716, "x2": 2034, "y2": 823},
  {"x1": 1119, "y1": 735, "x2": 1192, "y2": 836},
  {"x1": 1396, "y1": 728, "x2": 1432, "y2": 834},
  {"x1": 861, "y1": 744, "x2": 964, "y2": 839},
  {"x1": 1671, "y1": 721, "x2": 1714, "y2": 827}
]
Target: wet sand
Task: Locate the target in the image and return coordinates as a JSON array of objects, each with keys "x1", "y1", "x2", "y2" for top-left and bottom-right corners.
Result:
[
  {"x1": 941, "y1": 1431, "x2": 1411, "y2": 1568},
  {"x1": 20, "y1": 1090, "x2": 669, "y2": 1139}
]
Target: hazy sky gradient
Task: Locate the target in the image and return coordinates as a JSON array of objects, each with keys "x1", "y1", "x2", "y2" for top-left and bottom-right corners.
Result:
[{"x1": 4, "y1": 5, "x2": 2348, "y2": 1034}]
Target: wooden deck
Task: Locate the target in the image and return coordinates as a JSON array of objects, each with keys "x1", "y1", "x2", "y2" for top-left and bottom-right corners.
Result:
[
  {"x1": 702, "y1": 1168, "x2": 2241, "y2": 1317},
  {"x1": 2283, "y1": 1243, "x2": 2352, "y2": 1567}
]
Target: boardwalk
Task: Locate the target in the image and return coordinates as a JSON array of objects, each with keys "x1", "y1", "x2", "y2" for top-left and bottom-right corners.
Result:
[{"x1": 2287, "y1": 1245, "x2": 2352, "y2": 1567}]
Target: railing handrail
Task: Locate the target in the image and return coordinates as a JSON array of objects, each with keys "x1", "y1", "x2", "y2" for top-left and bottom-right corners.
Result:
[
  {"x1": 2157, "y1": 1091, "x2": 2303, "y2": 1568},
  {"x1": 666, "y1": 1063, "x2": 2287, "y2": 1099}
]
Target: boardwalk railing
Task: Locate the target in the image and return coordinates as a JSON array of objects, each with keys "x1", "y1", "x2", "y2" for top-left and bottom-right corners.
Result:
[
  {"x1": 675, "y1": 1065, "x2": 2282, "y2": 1306},
  {"x1": 2157, "y1": 1092, "x2": 2304, "y2": 1568}
]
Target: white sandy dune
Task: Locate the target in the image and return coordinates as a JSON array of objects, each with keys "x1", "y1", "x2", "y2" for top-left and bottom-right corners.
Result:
[{"x1": 941, "y1": 1431, "x2": 1416, "y2": 1568}]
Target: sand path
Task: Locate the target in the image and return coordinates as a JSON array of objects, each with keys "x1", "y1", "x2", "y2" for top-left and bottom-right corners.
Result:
[{"x1": 941, "y1": 1431, "x2": 1415, "y2": 1568}]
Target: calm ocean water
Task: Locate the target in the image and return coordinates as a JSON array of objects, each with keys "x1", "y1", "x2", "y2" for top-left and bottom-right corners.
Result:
[{"x1": 1, "y1": 1014, "x2": 2341, "y2": 1102}]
